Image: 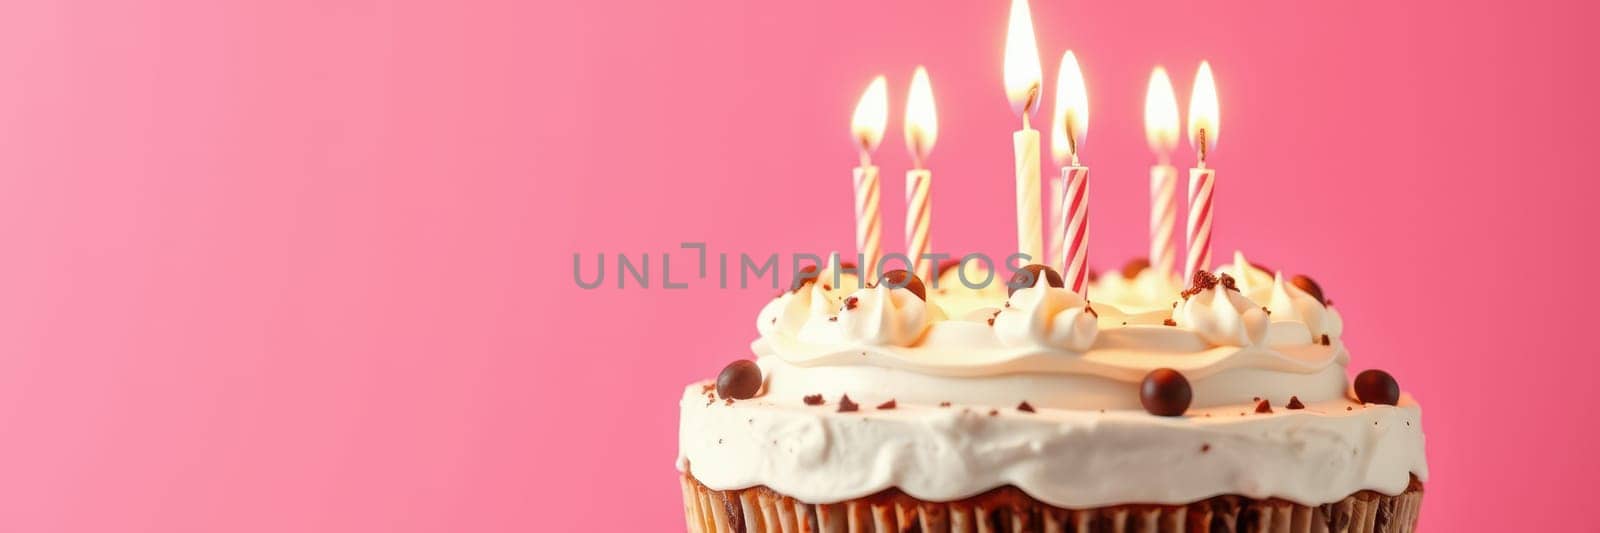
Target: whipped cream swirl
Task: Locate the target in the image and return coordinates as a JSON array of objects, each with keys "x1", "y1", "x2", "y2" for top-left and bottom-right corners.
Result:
[
  {"x1": 992, "y1": 275, "x2": 1098, "y2": 352},
  {"x1": 1173, "y1": 279, "x2": 1269, "y2": 347}
]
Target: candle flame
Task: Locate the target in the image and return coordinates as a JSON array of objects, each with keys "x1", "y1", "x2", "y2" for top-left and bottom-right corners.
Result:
[
  {"x1": 1002, "y1": 0, "x2": 1043, "y2": 119},
  {"x1": 904, "y1": 66, "x2": 938, "y2": 168},
  {"x1": 1144, "y1": 66, "x2": 1180, "y2": 159},
  {"x1": 1187, "y1": 61, "x2": 1219, "y2": 161},
  {"x1": 851, "y1": 76, "x2": 889, "y2": 159},
  {"x1": 1050, "y1": 51, "x2": 1088, "y2": 166}
]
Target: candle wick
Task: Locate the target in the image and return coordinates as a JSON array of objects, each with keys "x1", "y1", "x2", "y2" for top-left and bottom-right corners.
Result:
[
  {"x1": 1196, "y1": 129, "x2": 1208, "y2": 167},
  {"x1": 859, "y1": 149, "x2": 872, "y2": 169},
  {"x1": 1066, "y1": 128, "x2": 1079, "y2": 165},
  {"x1": 1021, "y1": 83, "x2": 1040, "y2": 130}
]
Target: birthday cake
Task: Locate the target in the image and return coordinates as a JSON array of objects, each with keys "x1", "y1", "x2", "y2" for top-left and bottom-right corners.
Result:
[
  {"x1": 677, "y1": 258, "x2": 1426, "y2": 532},
  {"x1": 678, "y1": 1, "x2": 1425, "y2": 530}
]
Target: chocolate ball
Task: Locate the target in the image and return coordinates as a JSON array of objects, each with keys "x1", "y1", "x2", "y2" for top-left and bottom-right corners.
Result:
[
  {"x1": 1007, "y1": 264, "x2": 1065, "y2": 295},
  {"x1": 716, "y1": 360, "x2": 763, "y2": 400},
  {"x1": 1140, "y1": 368, "x2": 1193, "y2": 417},
  {"x1": 1290, "y1": 274, "x2": 1326, "y2": 305},
  {"x1": 877, "y1": 269, "x2": 927, "y2": 300},
  {"x1": 1353, "y1": 369, "x2": 1400, "y2": 406},
  {"x1": 1120, "y1": 258, "x2": 1151, "y2": 279}
]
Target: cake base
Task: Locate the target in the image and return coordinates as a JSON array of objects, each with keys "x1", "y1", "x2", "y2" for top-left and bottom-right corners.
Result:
[{"x1": 680, "y1": 473, "x2": 1422, "y2": 533}]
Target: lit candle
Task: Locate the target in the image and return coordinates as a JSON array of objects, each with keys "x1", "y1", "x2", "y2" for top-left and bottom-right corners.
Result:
[
  {"x1": 1144, "y1": 66, "x2": 1181, "y2": 279},
  {"x1": 1050, "y1": 51, "x2": 1090, "y2": 294},
  {"x1": 904, "y1": 66, "x2": 939, "y2": 283},
  {"x1": 1185, "y1": 61, "x2": 1220, "y2": 285},
  {"x1": 1003, "y1": 0, "x2": 1044, "y2": 265},
  {"x1": 851, "y1": 76, "x2": 889, "y2": 281}
]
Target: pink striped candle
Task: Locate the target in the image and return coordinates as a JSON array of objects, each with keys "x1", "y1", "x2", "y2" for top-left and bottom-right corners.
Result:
[
  {"x1": 1184, "y1": 61, "x2": 1220, "y2": 284},
  {"x1": 1050, "y1": 51, "x2": 1090, "y2": 294},
  {"x1": 853, "y1": 167, "x2": 881, "y2": 280},
  {"x1": 850, "y1": 76, "x2": 888, "y2": 280},
  {"x1": 1144, "y1": 67, "x2": 1181, "y2": 278},
  {"x1": 1149, "y1": 167, "x2": 1178, "y2": 277},
  {"x1": 905, "y1": 170, "x2": 932, "y2": 281},
  {"x1": 1059, "y1": 166, "x2": 1089, "y2": 293},
  {"x1": 1184, "y1": 168, "x2": 1214, "y2": 284},
  {"x1": 904, "y1": 66, "x2": 939, "y2": 282}
]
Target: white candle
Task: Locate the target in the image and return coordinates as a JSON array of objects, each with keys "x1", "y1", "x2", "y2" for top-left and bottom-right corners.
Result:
[
  {"x1": 1144, "y1": 66, "x2": 1181, "y2": 278},
  {"x1": 1003, "y1": 0, "x2": 1044, "y2": 265},
  {"x1": 1050, "y1": 51, "x2": 1090, "y2": 294},
  {"x1": 850, "y1": 76, "x2": 889, "y2": 281},
  {"x1": 904, "y1": 66, "x2": 939, "y2": 283},
  {"x1": 1185, "y1": 61, "x2": 1220, "y2": 285}
]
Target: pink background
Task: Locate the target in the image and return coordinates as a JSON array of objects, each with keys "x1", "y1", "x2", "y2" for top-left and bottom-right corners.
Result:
[{"x1": 0, "y1": 0, "x2": 1594, "y2": 530}]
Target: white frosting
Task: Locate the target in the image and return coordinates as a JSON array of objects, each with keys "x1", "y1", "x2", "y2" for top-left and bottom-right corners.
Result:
[
  {"x1": 685, "y1": 254, "x2": 1425, "y2": 508},
  {"x1": 680, "y1": 386, "x2": 1427, "y2": 508}
]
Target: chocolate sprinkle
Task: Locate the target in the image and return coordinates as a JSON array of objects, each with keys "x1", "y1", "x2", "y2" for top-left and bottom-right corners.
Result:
[
  {"x1": 987, "y1": 409, "x2": 998, "y2": 416},
  {"x1": 843, "y1": 296, "x2": 859, "y2": 311},
  {"x1": 837, "y1": 394, "x2": 859, "y2": 412},
  {"x1": 1181, "y1": 270, "x2": 1219, "y2": 299},
  {"x1": 877, "y1": 269, "x2": 927, "y2": 300},
  {"x1": 1201, "y1": 443, "x2": 1211, "y2": 453},
  {"x1": 1290, "y1": 275, "x2": 1327, "y2": 305},
  {"x1": 1321, "y1": 334, "x2": 1331, "y2": 346},
  {"x1": 1354, "y1": 369, "x2": 1401, "y2": 406},
  {"x1": 1006, "y1": 264, "x2": 1065, "y2": 295},
  {"x1": 1017, "y1": 401, "x2": 1035, "y2": 413},
  {"x1": 1163, "y1": 318, "x2": 1177, "y2": 326},
  {"x1": 1140, "y1": 368, "x2": 1193, "y2": 417},
  {"x1": 1254, "y1": 399, "x2": 1273, "y2": 414},
  {"x1": 1120, "y1": 258, "x2": 1151, "y2": 279},
  {"x1": 876, "y1": 399, "x2": 896, "y2": 410},
  {"x1": 1287, "y1": 396, "x2": 1306, "y2": 410},
  {"x1": 1219, "y1": 273, "x2": 1239, "y2": 291},
  {"x1": 716, "y1": 360, "x2": 763, "y2": 400},
  {"x1": 1084, "y1": 304, "x2": 1098, "y2": 318},
  {"x1": 802, "y1": 394, "x2": 824, "y2": 406},
  {"x1": 939, "y1": 401, "x2": 951, "y2": 407}
]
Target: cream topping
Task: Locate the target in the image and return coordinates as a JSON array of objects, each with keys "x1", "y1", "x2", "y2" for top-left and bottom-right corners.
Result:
[
  {"x1": 690, "y1": 252, "x2": 1424, "y2": 508},
  {"x1": 1269, "y1": 272, "x2": 1343, "y2": 339},
  {"x1": 1173, "y1": 282, "x2": 1270, "y2": 347},
  {"x1": 838, "y1": 285, "x2": 943, "y2": 346},
  {"x1": 992, "y1": 275, "x2": 1098, "y2": 352}
]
